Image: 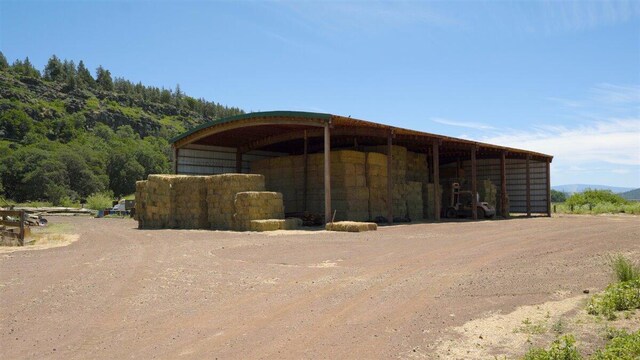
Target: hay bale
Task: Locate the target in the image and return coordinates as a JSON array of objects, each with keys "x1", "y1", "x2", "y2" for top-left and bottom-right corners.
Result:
[
  {"x1": 406, "y1": 151, "x2": 428, "y2": 182},
  {"x1": 206, "y1": 174, "x2": 266, "y2": 230},
  {"x1": 233, "y1": 191, "x2": 285, "y2": 231},
  {"x1": 135, "y1": 180, "x2": 148, "y2": 227},
  {"x1": 406, "y1": 181, "x2": 423, "y2": 220},
  {"x1": 325, "y1": 221, "x2": 377, "y2": 232},
  {"x1": 249, "y1": 219, "x2": 282, "y2": 232},
  {"x1": 247, "y1": 217, "x2": 303, "y2": 232},
  {"x1": 172, "y1": 176, "x2": 208, "y2": 229}
]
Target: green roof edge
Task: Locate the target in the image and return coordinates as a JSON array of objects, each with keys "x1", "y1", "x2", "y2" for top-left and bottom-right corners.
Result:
[{"x1": 169, "y1": 110, "x2": 332, "y2": 144}]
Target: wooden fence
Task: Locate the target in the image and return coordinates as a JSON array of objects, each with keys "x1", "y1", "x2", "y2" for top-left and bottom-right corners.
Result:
[{"x1": 0, "y1": 210, "x2": 26, "y2": 246}]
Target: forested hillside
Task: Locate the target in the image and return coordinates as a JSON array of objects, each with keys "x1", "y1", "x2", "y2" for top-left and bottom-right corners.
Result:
[{"x1": 0, "y1": 52, "x2": 244, "y2": 204}]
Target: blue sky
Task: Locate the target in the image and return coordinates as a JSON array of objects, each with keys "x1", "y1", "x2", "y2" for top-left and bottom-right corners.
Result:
[{"x1": 1, "y1": 0, "x2": 639, "y2": 187}]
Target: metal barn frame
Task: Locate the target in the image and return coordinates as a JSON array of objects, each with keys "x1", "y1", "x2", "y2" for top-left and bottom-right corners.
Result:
[{"x1": 170, "y1": 111, "x2": 553, "y2": 224}]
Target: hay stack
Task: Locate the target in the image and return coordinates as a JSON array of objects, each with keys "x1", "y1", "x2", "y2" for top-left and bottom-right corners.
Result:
[
  {"x1": 406, "y1": 181, "x2": 423, "y2": 220},
  {"x1": 206, "y1": 174, "x2": 265, "y2": 230},
  {"x1": 325, "y1": 221, "x2": 377, "y2": 232},
  {"x1": 143, "y1": 175, "x2": 179, "y2": 228},
  {"x1": 135, "y1": 180, "x2": 148, "y2": 226},
  {"x1": 304, "y1": 150, "x2": 369, "y2": 221},
  {"x1": 233, "y1": 191, "x2": 284, "y2": 231},
  {"x1": 406, "y1": 151, "x2": 428, "y2": 182},
  {"x1": 366, "y1": 152, "x2": 388, "y2": 220},
  {"x1": 172, "y1": 176, "x2": 208, "y2": 229}
]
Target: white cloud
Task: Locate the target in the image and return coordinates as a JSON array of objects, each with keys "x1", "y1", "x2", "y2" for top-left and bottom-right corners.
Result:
[
  {"x1": 591, "y1": 84, "x2": 640, "y2": 104},
  {"x1": 431, "y1": 117, "x2": 496, "y2": 130},
  {"x1": 478, "y1": 118, "x2": 640, "y2": 166}
]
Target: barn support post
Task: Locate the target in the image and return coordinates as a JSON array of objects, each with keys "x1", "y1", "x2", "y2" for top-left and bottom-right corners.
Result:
[
  {"x1": 432, "y1": 141, "x2": 440, "y2": 221},
  {"x1": 546, "y1": 158, "x2": 551, "y2": 217},
  {"x1": 19, "y1": 211, "x2": 25, "y2": 246},
  {"x1": 324, "y1": 122, "x2": 332, "y2": 224},
  {"x1": 500, "y1": 151, "x2": 508, "y2": 218},
  {"x1": 235, "y1": 149, "x2": 243, "y2": 173},
  {"x1": 526, "y1": 154, "x2": 531, "y2": 217},
  {"x1": 387, "y1": 130, "x2": 394, "y2": 225},
  {"x1": 172, "y1": 146, "x2": 178, "y2": 174},
  {"x1": 303, "y1": 130, "x2": 309, "y2": 212},
  {"x1": 471, "y1": 146, "x2": 478, "y2": 220}
]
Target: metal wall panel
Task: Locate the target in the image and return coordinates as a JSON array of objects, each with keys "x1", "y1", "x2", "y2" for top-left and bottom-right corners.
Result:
[
  {"x1": 455, "y1": 158, "x2": 548, "y2": 214},
  {"x1": 176, "y1": 144, "x2": 285, "y2": 175}
]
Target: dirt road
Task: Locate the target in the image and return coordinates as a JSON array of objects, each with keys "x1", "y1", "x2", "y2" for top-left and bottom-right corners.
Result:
[{"x1": 1, "y1": 215, "x2": 638, "y2": 359}]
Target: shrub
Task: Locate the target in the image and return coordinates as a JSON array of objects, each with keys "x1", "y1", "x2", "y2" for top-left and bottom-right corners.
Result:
[
  {"x1": 587, "y1": 279, "x2": 640, "y2": 319},
  {"x1": 593, "y1": 330, "x2": 640, "y2": 359},
  {"x1": 522, "y1": 335, "x2": 581, "y2": 360},
  {"x1": 565, "y1": 190, "x2": 628, "y2": 207},
  {"x1": 86, "y1": 191, "x2": 114, "y2": 210}
]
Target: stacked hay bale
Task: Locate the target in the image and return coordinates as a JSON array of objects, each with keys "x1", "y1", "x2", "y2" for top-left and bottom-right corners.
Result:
[
  {"x1": 233, "y1": 191, "x2": 284, "y2": 231},
  {"x1": 142, "y1": 175, "x2": 177, "y2": 228},
  {"x1": 135, "y1": 180, "x2": 148, "y2": 227},
  {"x1": 172, "y1": 176, "x2": 208, "y2": 229},
  {"x1": 406, "y1": 152, "x2": 428, "y2": 182},
  {"x1": 406, "y1": 181, "x2": 423, "y2": 220},
  {"x1": 251, "y1": 156, "x2": 304, "y2": 213},
  {"x1": 365, "y1": 145, "x2": 408, "y2": 218},
  {"x1": 365, "y1": 152, "x2": 388, "y2": 220},
  {"x1": 296, "y1": 150, "x2": 369, "y2": 221},
  {"x1": 206, "y1": 174, "x2": 265, "y2": 230},
  {"x1": 329, "y1": 151, "x2": 369, "y2": 221}
]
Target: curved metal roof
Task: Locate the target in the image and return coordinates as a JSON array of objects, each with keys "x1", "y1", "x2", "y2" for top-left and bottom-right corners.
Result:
[{"x1": 170, "y1": 111, "x2": 552, "y2": 161}]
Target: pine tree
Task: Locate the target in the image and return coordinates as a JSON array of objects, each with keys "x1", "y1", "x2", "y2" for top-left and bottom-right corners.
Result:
[
  {"x1": 44, "y1": 55, "x2": 65, "y2": 81},
  {"x1": 95, "y1": 65, "x2": 113, "y2": 91},
  {"x1": 0, "y1": 51, "x2": 8, "y2": 70},
  {"x1": 76, "y1": 60, "x2": 95, "y2": 88},
  {"x1": 12, "y1": 57, "x2": 40, "y2": 78}
]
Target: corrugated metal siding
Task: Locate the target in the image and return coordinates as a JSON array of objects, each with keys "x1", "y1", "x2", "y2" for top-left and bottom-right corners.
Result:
[
  {"x1": 457, "y1": 158, "x2": 548, "y2": 214},
  {"x1": 505, "y1": 159, "x2": 548, "y2": 213},
  {"x1": 176, "y1": 144, "x2": 285, "y2": 175}
]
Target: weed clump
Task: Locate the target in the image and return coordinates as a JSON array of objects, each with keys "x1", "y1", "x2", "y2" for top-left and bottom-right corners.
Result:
[
  {"x1": 522, "y1": 335, "x2": 581, "y2": 360},
  {"x1": 592, "y1": 329, "x2": 640, "y2": 359},
  {"x1": 587, "y1": 255, "x2": 640, "y2": 319},
  {"x1": 610, "y1": 255, "x2": 640, "y2": 283}
]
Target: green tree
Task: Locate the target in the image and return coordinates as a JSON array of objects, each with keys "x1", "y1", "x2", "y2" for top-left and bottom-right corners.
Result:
[
  {"x1": 11, "y1": 57, "x2": 40, "y2": 78},
  {"x1": 0, "y1": 109, "x2": 34, "y2": 141},
  {"x1": 43, "y1": 55, "x2": 65, "y2": 81},
  {"x1": 77, "y1": 60, "x2": 95, "y2": 88},
  {"x1": 95, "y1": 65, "x2": 113, "y2": 91},
  {"x1": 107, "y1": 150, "x2": 145, "y2": 196},
  {"x1": 0, "y1": 51, "x2": 8, "y2": 70},
  {"x1": 551, "y1": 189, "x2": 567, "y2": 203}
]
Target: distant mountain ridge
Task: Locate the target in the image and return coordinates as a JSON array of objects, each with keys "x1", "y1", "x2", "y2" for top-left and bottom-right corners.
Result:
[
  {"x1": 552, "y1": 184, "x2": 636, "y2": 194},
  {"x1": 619, "y1": 188, "x2": 640, "y2": 201}
]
